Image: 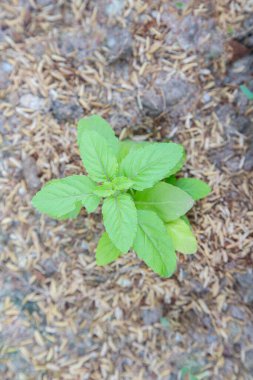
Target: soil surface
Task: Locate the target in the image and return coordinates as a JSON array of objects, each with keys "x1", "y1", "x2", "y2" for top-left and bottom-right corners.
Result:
[{"x1": 0, "y1": 1, "x2": 253, "y2": 379}]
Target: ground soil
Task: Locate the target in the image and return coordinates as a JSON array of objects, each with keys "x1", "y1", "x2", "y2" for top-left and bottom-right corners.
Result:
[{"x1": 0, "y1": 1, "x2": 253, "y2": 379}]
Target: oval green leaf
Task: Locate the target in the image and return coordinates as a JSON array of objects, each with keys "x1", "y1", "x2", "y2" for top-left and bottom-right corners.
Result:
[
  {"x1": 133, "y1": 210, "x2": 177, "y2": 278},
  {"x1": 166, "y1": 218, "x2": 197, "y2": 254},
  {"x1": 96, "y1": 232, "x2": 122, "y2": 266},
  {"x1": 78, "y1": 115, "x2": 119, "y2": 154},
  {"x1": 32, "y1": 175, "x2": 100, "y2": 218},
  {"x1": 175, "y1": 178, "x2": 211, "y2": 201},
  {"x1": 134, "y1": 182, "x2": 194, "y2": 222},
  {"x1": 102, "y1": 193, "x2": 137, "y2": 253},
  {"x1": 119, "y1": 142, "x2": 184, "y2": 191},
  {"x1": 79, "y1": 130, "x2": 118, "y2": 182},
  {"x1": 117, "y1": 140, "x2": 151, "y2": 163}
]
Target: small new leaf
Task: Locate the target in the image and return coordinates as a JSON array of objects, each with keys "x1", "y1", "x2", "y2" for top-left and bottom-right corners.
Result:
[
  {"x1": 78, "y1": 129, "x2": 118, "y2": 182},
  {"x1": 133, "y1": 210, "x2": 177, "y2": 277},
  {"x1": 96, "y1": 232, "x2": 122, "y2": 265},
  {"x1": 175, "y1": 178, "x2": 211, "y2": 200},
  {"x1": 134, "y1": 182, "x2": 194, "y2": 222},
  {"x1": 112, "y1": 176, "x2": 134, "y2": 191},
  {"x1": 32, "y1": 175, "x2": 100, "y2": 218},
  {"x1": 240, "y1": 85, "x2": 253, "y2": 101},
  {"x1": 166, "y1": 218, "x2": 197, "y2": 254},
  {"x1": 94, "y1": 182, "x2": 115, "y2": 197},
  {"x1": 102, "y1": 193, "x2": 137, "y2": 252}
]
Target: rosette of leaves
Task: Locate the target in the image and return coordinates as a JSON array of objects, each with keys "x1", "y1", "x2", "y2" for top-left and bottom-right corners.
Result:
[{"x1": 32, "y1": 115, "x2": 211, "y2": 278}]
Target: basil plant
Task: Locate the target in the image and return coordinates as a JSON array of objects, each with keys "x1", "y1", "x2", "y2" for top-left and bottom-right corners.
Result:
[{"x1": 32, "y1": 115, "x2": 211, "y2": 277}]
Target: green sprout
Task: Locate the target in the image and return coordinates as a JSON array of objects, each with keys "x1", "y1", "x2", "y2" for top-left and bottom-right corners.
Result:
[{"x1": 32, "y1": 115, "x2": 211, "y2": 278}]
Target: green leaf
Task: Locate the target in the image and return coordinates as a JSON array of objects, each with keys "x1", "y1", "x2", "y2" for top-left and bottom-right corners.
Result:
[
  {"x1": 94, "y1": 177, "x2": 134, "y2": 196},
  {"x1": 32, "y1": 175, "x2": 100, "y2": 218},
  {"x1": 94, "y1": 182, "x2": 115, "y2": 197},
  {"x1": 175, "y1": 1, "x2": 185, "y2": 9},
  {"x1": 165, "y1": 175, "x2": 177, "y2": 185},
  {"x1": 120, "y1": 142, "x2": 185, "y2": 190},
  {"x1": 181, "y1": 215, "x2": 190, "y2": 226},
  {"x1": 166, "y1": 149, "x2": 186, "y2": 176},
  {"x1": 160, "y1": 317, "x2": 170, "y2": 329},
  {"x1": 134, "y1": 182, "x2": 194, "y2": 222},
  {"x1": 227, "y1": 25, "x2": 234, "y2": 35},
  {"x1": 96, "y1": 232, "x2": 122, "y2": 265},
  {"x1": 240, "y1": 85, "x2": 253, "y2": 101},
  {"x1": 112, "y1": 176, "x2": 134, "y2": 191},
  {"x1": 78, "y1": 130, "x2": 118, "y2": 182},
  {"x1": 166, "y1": 218, "x2": 197, "y2": 254},
  {"x1": 102, "y1": 193, "x2": 137, "y2": 252},
  {"x1": 180, "y1": 368, "x2": 198, "y2": 380},
  {"x1": 78, "y1": 115, "x2": 119, "y2": 154},
  {"x1": 117, "y1": 140, "x2": 150, "y2": 163},
  {"x1": 175, "y1": 178, "x2": 211, "y2": 201},
  {"x1": 133, "y1": 210, "x2": 177, "y2": 277},
  {"x1": 58, "y1": 205, "x2": 82, "y2": 220}
]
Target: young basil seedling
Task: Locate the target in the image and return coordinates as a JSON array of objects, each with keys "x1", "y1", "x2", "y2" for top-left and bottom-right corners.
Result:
[{"x1": 32, "y1": 115, "x2": 211, "y2": 278}]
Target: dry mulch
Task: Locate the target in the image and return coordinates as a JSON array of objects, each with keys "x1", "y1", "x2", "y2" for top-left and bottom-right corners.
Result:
[{"x1": 0, "y1": 1, "x2": 253, "y2": 379}]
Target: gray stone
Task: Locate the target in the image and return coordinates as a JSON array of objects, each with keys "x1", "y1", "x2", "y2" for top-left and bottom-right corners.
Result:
[
  {"x1": 41, "y1": 258, "x2": 58, "y2": 277},
  {"x1": 0, "y1": 115, "x2": 6, "y2": 134},
  {"x1": 244, "y1": 141, "x2": 253, "y2": 172},
  {"x1": 166, "y1": 15, "x2": 224, "y2": 58},
  {"x1": 225, "y1": 56, "x2": 253, "y2": 85},
  {"x1": 141, "y1": 90, "x2": 166, "y2": 116},
  {"x1": 19, "y1": 94, "x2": 46, "y2": 111},
  {"x1": 0, "y1": 61, "x2": 13, "y2": 89},
  {"x1": 244, "y1": 323, "x2": 253, "y2": 343},
  {"x1": 81, "y1": 241, "x2": 89, "y2": 252},
  {"x1": 245, "y1": 35, "x2": 253, "y2": 48},
  {"x1": 226, "y1": 155, "x2": 241, "y2": 172},
  {"x1": 0, "y1": 30, "x2": 6, "y2": 43},
  {"x1": 244, "y1": 349, "x2": 253, "y2": 374},
  {"x1": 216, "y1": 104, "x2": 236, "y2": 134},
  {"x1": 36, "y1": 0, "x2": 52, "y2": 6},
  {"x1": 229, "y1": 305, "x2": 246, "y2": 321},
  {"x1": 105, "y1": 0, "x2": 125, "y2": 16},
  {"x1": 191, "y1": 279, "x2": 208, "y2": 294},
  {"x1": 202, "y1": 93, "x2": 212, "y2": 103},
  {"x1": 236, "y1": 270, "x2": 253, "y2": 304},
  {"x1": 0, "y1": 363, "x2": 7, "y2": 373},
  {"x1": 234, "y1": 116, "x2": 252, "y2": 136},
  {"x1": 142, "y1": 72, "x2": 198, "y2": 117},
  {"x1": 236, "y1": 270, "x2": 253, "y2": 287},
  {"x1": 243, "y1": 16, "x2": 253, "y2": 30},
  {"x1": 141, "y1": 307, "x2": 163, "y2": 325},
  {"x1": 58, "y1": 29, "x2": 104, "y2": 62},
  {"x1": 215, "y1": 103, "x2": 252, "y2": 137},
  {"x1": 0, "y1": 61, "x2": 13, "y2": 73},
  {"x1": 227, "y1": 321, "x2": 242, "y2": 342},
  {"x1": 51, "y1": 100, "x2": 83, "y2": 123},
  {"x1": 22, "y1": 156, "x2": 41, "y2": 191},
  {"x1": 236, "y1": 91, "x2": 252, "y2": 114},
  {"x1": 59, "y1": 31, "x2": 87, "y2": 56},
  {"x1": 117, "y1": 278, "x2": 132, "y2": 288},
  {"x1": 105, "y1": 28, "x2": 133, "y2": 63},
  {"x1": 208, "y1": 143, "x2": 240, "y2": 172}
]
